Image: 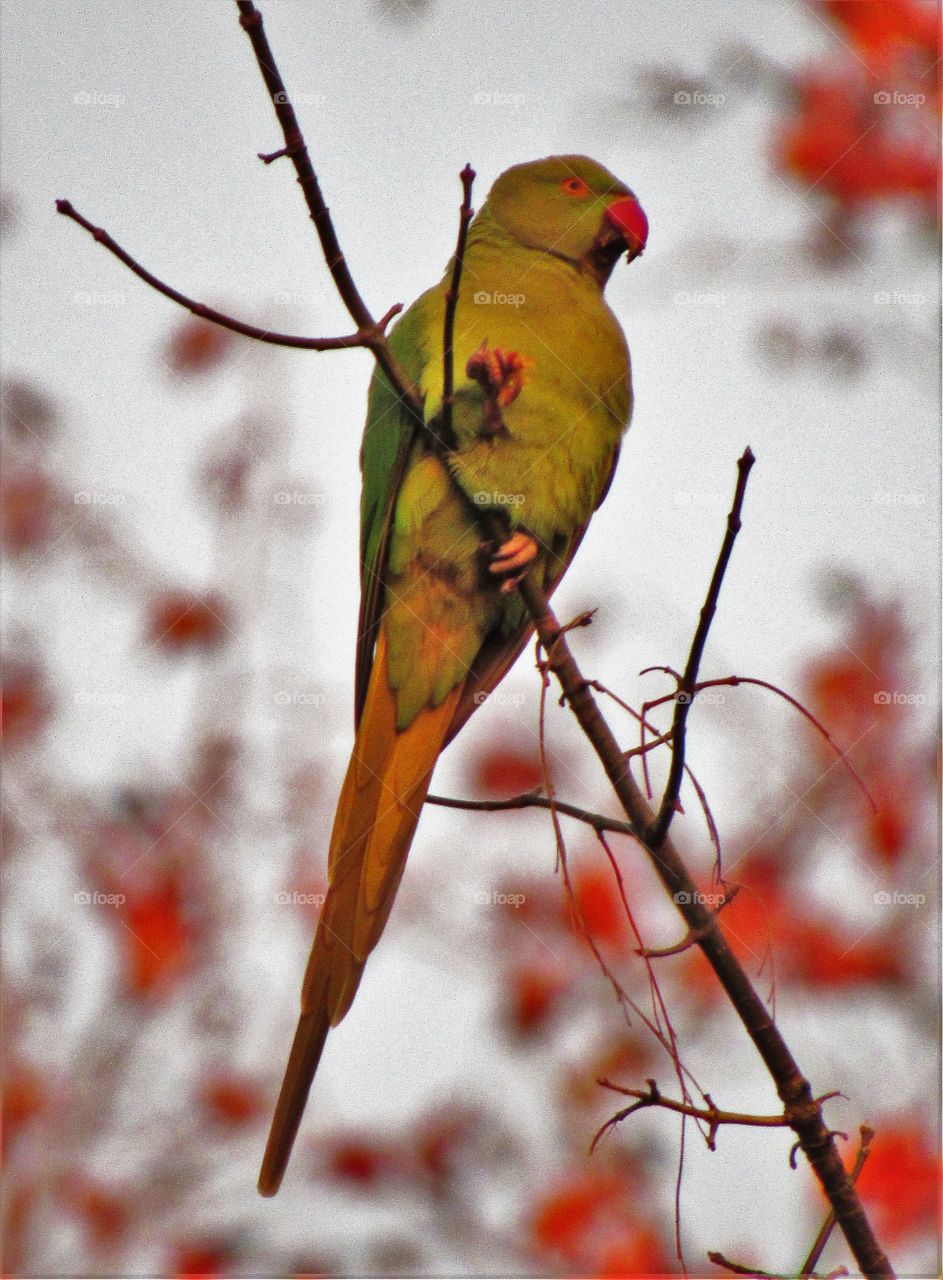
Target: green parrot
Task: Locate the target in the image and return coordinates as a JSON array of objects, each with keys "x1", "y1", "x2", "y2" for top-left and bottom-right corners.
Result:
[{"x1": 259, "y1": 154, "x2": 648, "y2": 1195}]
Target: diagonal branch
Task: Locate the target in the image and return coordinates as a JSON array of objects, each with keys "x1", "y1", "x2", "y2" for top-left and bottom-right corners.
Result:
[
  {"x1": 234, "y1": 0, "x2": 423, "y2": 419},
  {"x1": 515, "y1": 498, "x2": 893, "y2": 1279}
]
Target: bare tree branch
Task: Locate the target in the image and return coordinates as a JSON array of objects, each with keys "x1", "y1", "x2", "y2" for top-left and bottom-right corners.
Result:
[
  {"x1": 640, "y1": 668, "x2": 875, "y2": 810},
  {"x1": 514, "y1": 483, "x2": 893, "y2": 1279},
  {"x1": 593, "y1": 1077, "x2": 844, "y2": 1153},
  {"x1": 440, "y1": 163, "x2": 476, "y2": 449},
  {"x1": 709, "y1": 1250, "x2": 848, "y2": 1279},
  {"x1": 54, "y1": 199, "x2": 401, "y2": 352},
  {"x1": 426, "y1": 789, "x2": 639, "y2": 837},
  {"x1": 801, "y1": 1127, "x2": 876, "y2": 1276},
  {"x1": 234, "y1": 0, "x2": 424, "y2": 417},
  {"x1": 646, "y1": 447, "x2": 754, "y2": 845}
]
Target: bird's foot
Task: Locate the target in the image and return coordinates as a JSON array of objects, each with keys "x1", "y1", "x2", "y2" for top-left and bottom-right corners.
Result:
[
  {"x1": 466, "y1": 342, "x2": 531, "y2": 432},
  {"x1": 487, "y1": 530, "x2": 539, "y2": 593}
]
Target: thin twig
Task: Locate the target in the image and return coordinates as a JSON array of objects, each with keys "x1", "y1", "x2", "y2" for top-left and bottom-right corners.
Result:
[
  {"x1": 709, "y1": 1252, "x2": 779, "y2": 1278},
  {"x1": 640, "y1": 670, "x2": 875, "y2": 811},
  {"x1": 530, "y1": 674, "x2": 703, "y2": 1124},
  {"x1": 646, "y1": 448, "x2": 755, "y2": 845},
  {"x1": 440, "y1": 163, "x2": 476, "y2": 449},
  {"x1": 426, "y1": 789, "x2": 639, "y2": 838},
  {"x1": 585, "y1": 676, "x2": 723, "y2": 863},
  {"x1": 235, "y1": 0, "x2": 420, "y2": 409},
  {"x1": 594, "y1": 828, "x2": 700, "y2": 1267},
  {"x1": 595, "y1": 829, "x2": 681, "y2": 1061},
  {"x1": 54, "y1": 200, "x2": 402, "y2": 352},
  {"x1": 709, "y1": 1250, "x2": 848, "y2": 1279},
  {"x1": 593, "y1": 1078, "x2": 840, "y2": 1153},
  {"x1": 638, "y1": 886, "x2": 741, "y2": 958}
]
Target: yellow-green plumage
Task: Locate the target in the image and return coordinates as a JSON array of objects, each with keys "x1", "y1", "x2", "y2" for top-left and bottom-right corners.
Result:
[{"x1": 259, "y1": 155, "x2": 646, "y2": 1195}]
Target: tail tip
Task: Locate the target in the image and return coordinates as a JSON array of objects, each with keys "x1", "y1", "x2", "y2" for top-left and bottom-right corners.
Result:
[{"x1": 257, "y1": 1166, "x2": 282, "y2": 1198}]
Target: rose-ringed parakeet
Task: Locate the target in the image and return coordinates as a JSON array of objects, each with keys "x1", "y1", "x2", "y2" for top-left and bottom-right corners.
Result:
[{"x1": 259, "y1": 154, "x2": 648, "y2": 1195}]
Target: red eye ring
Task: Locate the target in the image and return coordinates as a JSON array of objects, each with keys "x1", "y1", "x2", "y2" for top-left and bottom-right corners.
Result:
[{"x1": 562, "y1": 176, "x2": 591, "y2": 197}]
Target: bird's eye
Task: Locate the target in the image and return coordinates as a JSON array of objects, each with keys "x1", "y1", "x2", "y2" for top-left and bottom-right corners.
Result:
[{"x1": 561, "y1": 177, "x2": 591, "y2": 197}]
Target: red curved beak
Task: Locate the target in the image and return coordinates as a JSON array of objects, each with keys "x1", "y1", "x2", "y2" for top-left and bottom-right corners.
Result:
[{"x1": 604, "y1": 195, "x2": 648, "y2": 262}]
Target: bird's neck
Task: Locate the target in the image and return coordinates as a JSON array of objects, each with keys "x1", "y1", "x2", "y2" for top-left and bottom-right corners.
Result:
[{"x1": 456, "y1": 202, "x2": 606, "y2": 292}]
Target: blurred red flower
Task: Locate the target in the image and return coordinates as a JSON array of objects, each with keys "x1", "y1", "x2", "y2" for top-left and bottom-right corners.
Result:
[
  {"x1": 1, "y1": 470, "x2": 58, "y2": 556},
  {"x1": 145, "y1": 590, "x2": 231, "y2": 653},
  {"x1": 572, "y1": 862, "x2": 630, "y2": 954},
  {"x1": 165, "y1": 318, "x2": 234, "y2": 376},
  {"x1": 472, "y1": 745, "x2": 544, "y2": 796},
  {"x1": 1, "y1": 660, "x2": 53, "y2": 747},
  {"x1": 507, "y1": 963, "x2": 570, "y2": 1036},
  {"x1": 199, "y1": 1073, "x2": 266, "y2": 1128},
  {"x1": 122, "y1": 879, "x2": 193, "y2": 999},
  {"x1": 531, "y1": 1170, "x2": 623, "y2": 1259},
  {"x1": 776, "y1": 2, "x2": 939, "y2": 218},
  {"x1": 851, "y1": 1123, "x2": 941, "y2": 1243},
  {"x1": 326, "y1": 1137, "x2": 390, "y2": 1186}
]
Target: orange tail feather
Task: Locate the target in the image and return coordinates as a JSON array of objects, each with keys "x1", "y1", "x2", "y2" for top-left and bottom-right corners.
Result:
[{"x1": 258, "y1": 629, "x2": 461, "y2": 1195}]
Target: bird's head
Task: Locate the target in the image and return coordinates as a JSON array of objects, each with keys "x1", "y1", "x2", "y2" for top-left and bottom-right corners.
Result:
[{"x1": 484, "y1": 154, "x2": 648, "y2": 285}]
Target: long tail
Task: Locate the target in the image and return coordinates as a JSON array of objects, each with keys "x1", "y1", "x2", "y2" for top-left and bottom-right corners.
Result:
[{"x1": 258, "y1": 628, "x2": 462, "y2": 1196}]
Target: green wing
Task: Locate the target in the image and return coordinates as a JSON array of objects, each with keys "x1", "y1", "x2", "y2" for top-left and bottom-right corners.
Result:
[{"x1": 355, "y1": 289, "x2": 436, "y2": 725}]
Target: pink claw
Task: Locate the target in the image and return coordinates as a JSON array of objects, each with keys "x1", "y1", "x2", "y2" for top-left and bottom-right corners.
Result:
[{"x1": 488, "y1": 531, "x2": 538, "y2": 590}]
